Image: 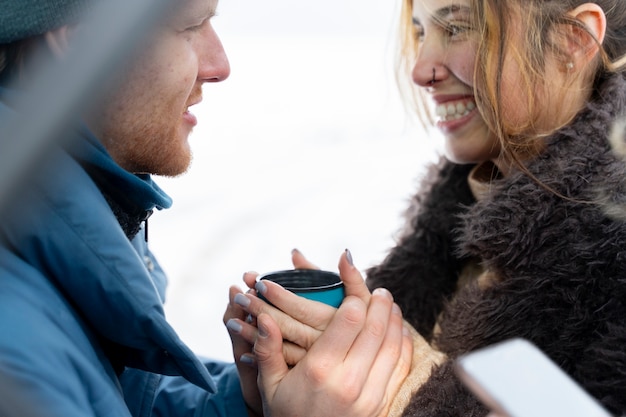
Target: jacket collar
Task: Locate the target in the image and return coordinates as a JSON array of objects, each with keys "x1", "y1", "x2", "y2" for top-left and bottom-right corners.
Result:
[{"x1": 69, "y1": 124, "x2": 172, "y2": 239}]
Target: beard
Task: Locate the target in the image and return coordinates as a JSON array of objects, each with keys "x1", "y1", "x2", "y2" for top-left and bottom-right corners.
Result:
[
  {"x1": 107, "y1": 126, "x2": 194, "y2": 177},
  {"x1": 91, "y1": 91, "x2": 195, "y2": 177}
]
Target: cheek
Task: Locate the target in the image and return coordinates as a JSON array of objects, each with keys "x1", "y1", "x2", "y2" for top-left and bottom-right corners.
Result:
[
  {"x1": 497, "y1": 55, "x2": 547, "y2": 133},
  {"x1": 449, "y1": 46, "x2": 477, "y2": 87},
  {"x1": 499, "y1": 72, "x2": 531, "y2": 132},
  {"x1": 143, "y1": 35, "x2": 196, "y2": 90}
]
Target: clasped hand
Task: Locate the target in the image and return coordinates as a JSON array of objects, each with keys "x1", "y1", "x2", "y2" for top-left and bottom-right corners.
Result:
[{"x1": 223, "y1": 249, "x2": 413, "y2": 417}]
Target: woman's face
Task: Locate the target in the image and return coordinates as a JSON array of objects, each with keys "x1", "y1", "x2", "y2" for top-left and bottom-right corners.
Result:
[
  {"x1": 412, "y1": 0, "x2": 590, "y2": 167},
  {"x1": 411, "y1": 0, "x2": 500, "y2": 165}
]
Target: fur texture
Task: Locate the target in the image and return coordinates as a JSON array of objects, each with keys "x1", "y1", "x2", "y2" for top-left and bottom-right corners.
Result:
[{"x1": 367, "y1": 72, "x2": 626, "y2": 416}]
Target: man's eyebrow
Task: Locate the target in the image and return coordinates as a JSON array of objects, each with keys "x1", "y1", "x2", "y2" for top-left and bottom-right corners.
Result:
[{"x1": 183, "y1": 0, "x2": 216, "y2": 21}]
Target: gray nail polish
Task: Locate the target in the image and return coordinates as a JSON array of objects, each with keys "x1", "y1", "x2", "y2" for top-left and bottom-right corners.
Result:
[
  {"x1": 255, "y1": 281, "x2": 267, "y2": 295},
  {"x1": 226, "y1": 319, "x2": 243, "y2": 333},
  {"x1": 234, "y1": 293, "x2": 251, "y2": 308},
  {"x1": 240, "y1": 353, "x2": 256, "y2": 366},
  {"x1": 345, "y1": 248, "x2": 354, "y2": 266}
]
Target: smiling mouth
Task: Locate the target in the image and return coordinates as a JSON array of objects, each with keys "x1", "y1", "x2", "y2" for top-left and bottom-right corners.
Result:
[{"x1": 435, "y1": 99, "x2": 476, "y2": 122}]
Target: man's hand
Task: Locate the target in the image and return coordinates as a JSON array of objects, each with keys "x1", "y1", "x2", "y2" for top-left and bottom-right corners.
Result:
[{"x1": 254, "y1": 289, "x2": 412, "y2": 417}]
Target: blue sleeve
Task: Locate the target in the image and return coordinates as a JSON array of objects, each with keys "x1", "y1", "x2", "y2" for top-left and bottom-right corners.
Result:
[{"x1": 120, "y1": 360, "x2": 249, "y2": 417}]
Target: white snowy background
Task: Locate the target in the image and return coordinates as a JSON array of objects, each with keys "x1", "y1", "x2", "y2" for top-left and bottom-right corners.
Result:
[{"x1": 151, "y1": 0, "x2": 442, "y2": 361}]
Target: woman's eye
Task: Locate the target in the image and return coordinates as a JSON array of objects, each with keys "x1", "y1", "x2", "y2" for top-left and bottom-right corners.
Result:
[
  {"x1": 444, "y1": 23, "x2": 470, "y2": 39},
  {"x1": 413, "y1": 26, "x2": 425, "y2": 42}
]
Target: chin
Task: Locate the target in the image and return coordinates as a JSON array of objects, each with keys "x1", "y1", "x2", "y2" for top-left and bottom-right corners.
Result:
[
  {"x1": 444, "y1": 138, "x2": 499, "y2": 165},
  {"x1": 443, "y1": 148, "x2": 477, "y2": 165},
  {"x1": 160, "y1": 158, "x2": 192, "y2": 177},
  {"x1": 145, "y1": 150, "x2": 191, "y2": 177}
]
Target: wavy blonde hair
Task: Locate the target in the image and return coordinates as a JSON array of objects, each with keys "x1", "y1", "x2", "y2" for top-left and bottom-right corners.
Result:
[{"x1": 397, "y1": 0, "x2": 626, "y2": 164}]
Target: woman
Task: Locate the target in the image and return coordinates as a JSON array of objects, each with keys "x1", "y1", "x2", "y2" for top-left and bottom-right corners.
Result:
[{"x1": 226, "y1": 0, "x2": 626, "y2": 415}]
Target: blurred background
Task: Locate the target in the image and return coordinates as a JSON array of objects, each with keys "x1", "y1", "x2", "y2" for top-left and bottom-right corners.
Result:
[{"x1": 151, "y1": 0, "x2": 442, "y2": 361}]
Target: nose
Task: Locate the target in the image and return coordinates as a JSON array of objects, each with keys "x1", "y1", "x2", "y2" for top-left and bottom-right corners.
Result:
[
  {"x1": 411, "y1": 36, "x2": 447, "y2": 87},
  {"x1": 198, "y1": 25, "x2": 230, "y2": 83}
]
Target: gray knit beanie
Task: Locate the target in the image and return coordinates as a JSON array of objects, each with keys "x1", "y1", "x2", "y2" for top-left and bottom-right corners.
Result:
[{"x1": 0, "y1": 0, "x2": 93, "y2": 44}]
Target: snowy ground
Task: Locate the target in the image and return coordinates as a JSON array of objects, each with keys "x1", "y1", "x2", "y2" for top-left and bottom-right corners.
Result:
[{"x1": 150, "y1": 0, "x2": 442, "y2": 361}]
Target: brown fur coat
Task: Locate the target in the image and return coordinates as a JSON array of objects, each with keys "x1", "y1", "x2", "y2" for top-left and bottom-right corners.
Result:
[{"x1": 367, "y1": 72, "x2": 626, "y2": 416}]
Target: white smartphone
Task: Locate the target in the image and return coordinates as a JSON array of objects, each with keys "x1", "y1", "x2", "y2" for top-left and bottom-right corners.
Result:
[{"x1": 455, "y1": 338, "x2": 611, "y2": 417}]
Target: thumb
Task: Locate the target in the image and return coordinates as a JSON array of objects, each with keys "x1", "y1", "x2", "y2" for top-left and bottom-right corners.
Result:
[
  {"x1": 339, "y1": 249, "x2": 371, "y2": 304},
  {"x1": 291, "y1": 248, "x2": 320, "y2": 270},
  {"x1": 255, "y1": 313, "x2": 289, "y2": 401}
]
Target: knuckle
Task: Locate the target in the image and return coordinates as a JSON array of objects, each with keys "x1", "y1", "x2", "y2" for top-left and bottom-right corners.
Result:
[
  {"x1": 365, "y1": 318, "x2": 387, "y2": 340},
  {"x1": 340, "y1": 297, "x2": 366, "y2": 325},
  {"x1": 339, "y1": 378, "x2": 362, "y2": 404},
  {"x1": 303, "y1": 359, "x2": 333, "y2": 387},
  {"x1": 253, "y1": 341, "x2": 271, "y2": 362},
  {"x1": 330, "y1": 366, "x2": 365, "y2": 404}
]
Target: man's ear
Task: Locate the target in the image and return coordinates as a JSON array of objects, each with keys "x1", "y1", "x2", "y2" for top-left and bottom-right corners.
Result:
[
  {"x1": 566, "y1": 3, "x2": 607, "y2": 66},
  {"x1": 44, "y1": 26, "x2": 75, "y2": 57}
]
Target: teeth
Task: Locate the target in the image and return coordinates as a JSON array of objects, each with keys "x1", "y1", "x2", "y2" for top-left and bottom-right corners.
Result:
[{"x1": 435, "y1": 100, "x2": 475, "y2": 121}]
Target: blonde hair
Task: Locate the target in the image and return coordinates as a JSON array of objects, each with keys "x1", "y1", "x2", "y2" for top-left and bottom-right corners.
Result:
[
  {"x1": 397, "y1": 0, "x2": 626, "y2": 164},
  {"x1": 472, "y1": 0, "x2": 626, "y2": 167}
]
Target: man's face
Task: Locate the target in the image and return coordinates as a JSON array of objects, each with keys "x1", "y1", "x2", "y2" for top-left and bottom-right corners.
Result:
[{"x1": 89, "y1": 0, "x2": 230, "y2": 176}]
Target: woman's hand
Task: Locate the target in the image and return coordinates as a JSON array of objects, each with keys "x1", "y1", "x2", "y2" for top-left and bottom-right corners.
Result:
[
  {"x1": 227, "y1": 249, "x2": 377, "y2": 364},
  {"x1": 254, "y1": 289, "x2": 413, "y2": 417},
  {"x1": 223, "y1": 248, "x2": 335, "y2": 413},
  {"x1": 224, "y1": 248, "x2": 413, "y2": 416},
  {"x1": 245, "y1": 248, "x2": 373, "y2": 304},
  {"x1": 223, "y1": 285, "x2": 263, "y2": 416}
]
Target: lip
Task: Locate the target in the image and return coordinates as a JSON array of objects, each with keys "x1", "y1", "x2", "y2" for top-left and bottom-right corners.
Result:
[
  {"x1": 431, "y1": 93, "x2": 473, "y2": 105},
  {"x1": 183, "y1": 98, "x2": 202, "y2": 127},
  {"x1": 182, "y1": 110, "x2": 198, "y2": 127}
]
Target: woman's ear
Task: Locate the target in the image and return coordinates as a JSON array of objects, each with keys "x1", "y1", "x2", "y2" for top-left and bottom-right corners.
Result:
[
  {"x1": 44, "y1": 26, "x2": 74, "y2": 58},
  {"x1": 566, "y1": 3, "x2": 607, "y2": 66}
]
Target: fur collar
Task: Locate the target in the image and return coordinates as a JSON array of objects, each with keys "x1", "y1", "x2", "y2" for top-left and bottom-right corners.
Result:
[
  {"x1": 460, "y1": 72, "x2": 626, "y2": 279},
  {"x1": 366, "y1": 72, "x2": 626, "y2": 340},
  {"x1": 392, "y1": 72, "x2": 626, "y2": 417}
]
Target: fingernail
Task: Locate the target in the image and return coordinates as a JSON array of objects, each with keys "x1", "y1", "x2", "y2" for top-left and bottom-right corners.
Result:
[
  {"x1": 245, "y1": 314, "x2": 254, "y2": 324},
  {"x1": 240, "y1": 353, "x2": 257, "y2": 366},
  {"x1": 242, "y1": 271, "x2": 258, "y2": 280},
  {"x1": 392, "y1": 303, "x2": 402, "y2": 316},
  {"x1": 258, "y1": 321, "x2": 269, "y2": 338},
  {"x1": 255, "y1": 281, "x2": 267, "y2": 295},
  {"x1": 345, "y1": 249, "x2": 354, "y2": 266},
  {"x1": 226, "y1": 319, "x2": 243, "y2": 334},
  {"x1": 292, "y1": 248, "x2": 302, "y2": 256},
  {"x1": 373, "y1": 287, "x2": 393, "y2": 300},
  {"x1": 234, "y1": 293, "x2": 251, "y2": 308}
]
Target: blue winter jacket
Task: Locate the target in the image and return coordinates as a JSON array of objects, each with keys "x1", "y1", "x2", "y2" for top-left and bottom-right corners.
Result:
[{"x1": 0, "y1": 99, "x2": 248, "y2": 416}]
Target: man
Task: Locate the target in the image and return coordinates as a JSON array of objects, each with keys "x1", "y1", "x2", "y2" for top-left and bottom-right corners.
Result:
[
  {"x1": 0, "y1": 0, "x2": 245, "y2": 415},
  {"x1": 0, "y1": 0, "x2": 410, "y2": 416}
]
